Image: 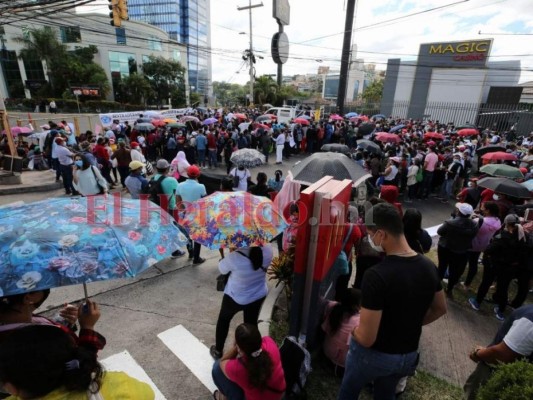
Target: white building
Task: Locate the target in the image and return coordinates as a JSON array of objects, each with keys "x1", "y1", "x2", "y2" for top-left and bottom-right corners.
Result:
[{"x1": 0, "y1": 12, "x2": 188, "y2": 103}]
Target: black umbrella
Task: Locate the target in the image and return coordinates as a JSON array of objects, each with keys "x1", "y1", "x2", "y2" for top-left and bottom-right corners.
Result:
[
  {"x1": 321, "y1": 143, "x2": 350, "y2": 154},
  {"x1": 477, "y1": 177, "x2": 532, "y2": 199},
  {"x1": 356, "y1": 139, "x2": 382, "y2": 155},
  {"x1": 290, "y1": 152, "x2": 371, "y2": 186},
  {"x1": 456, "y1": 123, "x2": 477, "y2": 131},
  {"x1": 357, "y1": 123, "x2": 376, "y2": 136},
  {"x1": 476, "y1": 145, "x2": 506, "y2": 156}
]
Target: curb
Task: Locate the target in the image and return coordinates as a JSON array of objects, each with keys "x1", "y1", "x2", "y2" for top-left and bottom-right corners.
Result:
[
  {"x1": 258, "y1": 282, "x2": 285, "y2": 337},
  {"x1": 0, "y1": 181, "x2": 62, "y2": 195}
]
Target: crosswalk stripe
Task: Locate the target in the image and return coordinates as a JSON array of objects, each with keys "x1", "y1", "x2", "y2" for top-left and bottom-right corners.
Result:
[
  {"x1": 158, "y1": 324, "x2": 217, "y2": 393},
  {"x1": 101, "y1": 350, "x2": 167, "y2": 400}
]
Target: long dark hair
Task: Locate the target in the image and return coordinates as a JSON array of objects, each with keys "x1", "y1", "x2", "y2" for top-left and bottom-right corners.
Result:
[
  {"x1": 0, "y1": 325, "x2": 103, "y2": 398},
  {"x1": 249, "y1": 247, "x2": 264, "y2": 271},
  {"x1": 235, "y1": 323, "x2": 272, "y2": 390},
  {"x1": 328, "y1": 289, "x2": 361, "y2": 334},
  {"x1": 403, "y1": 208, "x2": 423, "y2": 239}
]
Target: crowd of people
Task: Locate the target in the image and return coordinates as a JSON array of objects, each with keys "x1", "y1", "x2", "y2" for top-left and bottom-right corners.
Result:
[{"x1": 0, "y1": 107, "x2": 532, "y2": 400}]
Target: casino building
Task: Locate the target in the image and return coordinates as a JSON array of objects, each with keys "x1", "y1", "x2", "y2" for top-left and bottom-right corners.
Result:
[{"x1": 381, "y1": 39, "x2": 522, "y2": 123}]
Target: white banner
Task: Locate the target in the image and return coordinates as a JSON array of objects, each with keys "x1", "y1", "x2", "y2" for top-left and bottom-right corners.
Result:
[{"x1": 99, "y1": 108, "x2": 191, "y2": 126}]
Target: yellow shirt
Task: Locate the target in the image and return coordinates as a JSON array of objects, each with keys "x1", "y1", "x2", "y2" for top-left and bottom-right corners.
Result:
[{"x1": 7, "y1": 371, "x2": 154, "y2": 400}]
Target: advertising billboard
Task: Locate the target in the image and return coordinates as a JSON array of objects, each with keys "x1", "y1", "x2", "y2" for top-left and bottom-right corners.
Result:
[{"x1": 419, "y1": 39, "x2": 493, "y2": 67}]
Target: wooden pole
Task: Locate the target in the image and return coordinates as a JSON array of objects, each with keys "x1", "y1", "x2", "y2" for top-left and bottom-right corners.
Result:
[
  {"x1": 0, "y1": 98, "x2": 16, "y2": 157},
  {"x1": 73, "y1": 117, "x2": 81, "y2": 137}
]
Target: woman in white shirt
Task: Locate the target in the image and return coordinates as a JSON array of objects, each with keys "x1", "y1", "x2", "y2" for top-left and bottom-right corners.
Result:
[
  {"x1": 230, "y1": 165, "x2": 252, "y2": 191},
  {"x1": 73, "y1": 155, "x2": 108, "y2": 196},
  {"x1": 381, "y1": 157, "x2": 400, "y2": 186},
  {"x1": 405, "y1": 159, "x2": 420, "y2": 202},
  {"x1": 210, "y1": 245, "x2": 274, "y2": 360}
]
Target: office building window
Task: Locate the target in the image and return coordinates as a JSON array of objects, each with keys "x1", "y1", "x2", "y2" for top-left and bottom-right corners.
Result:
[
  {"x1": 149, "y1": 36, "x2": 162, "y2": 51},
  {"x1": 116, "y1": 28, "x2": 127, "y2": 45},
  {"x1": 109, "y1": 51, "x2": 136, "y2": 77},
  {"x1": 22, "y1": 56, "x2": 45, "y2": 81},
  {"x1": 59, "y1": 26, "x2": 81, "y2": 43},
  {"x1": 1, "y1": 50, "x2": 24, "y2": 98},
  {"x1": 173, "y1": 50, "x2": 181, "y2": 62}
]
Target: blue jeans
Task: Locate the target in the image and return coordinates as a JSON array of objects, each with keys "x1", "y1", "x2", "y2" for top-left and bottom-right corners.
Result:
[
  {"x1": 208, "y1": 149, "x2": 218, "y2": 167},
  {"x1": 440, "y1": 178, "x2": 453, "y2": 200},
  {"x1": 337, "y1": 339, "x2": 419, "y2": 400},
  {"x1": 212, "y1": 360, "x2": 245, "y2": 400},
  {"x1": 197, "y1": 149, "x2": 206, "y2": 165}
]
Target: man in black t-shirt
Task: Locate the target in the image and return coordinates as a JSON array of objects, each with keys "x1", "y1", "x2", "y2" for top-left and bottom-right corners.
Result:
[{"x1": 338, "y1": 203, "x2": 447, "y2": 400}]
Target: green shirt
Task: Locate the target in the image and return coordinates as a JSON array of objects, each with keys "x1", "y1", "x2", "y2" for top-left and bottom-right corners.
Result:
[{"x1": 153, "y1": 173, "x2": 179, "y2": 210}]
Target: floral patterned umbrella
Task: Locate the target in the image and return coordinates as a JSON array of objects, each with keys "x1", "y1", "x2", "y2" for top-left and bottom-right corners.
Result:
[
  {"x1": 179, "y1": 191, "x2": 287, "y2": 250},
  {"x1": 0, "y1": 196, "x2": 188, "y2": 297},
  {"x1": 230, "y1": 148, "x2": 266, "y2": 168}
]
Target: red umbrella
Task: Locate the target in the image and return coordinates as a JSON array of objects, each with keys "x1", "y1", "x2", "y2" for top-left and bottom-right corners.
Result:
[
  {"x1": 358, "y1": 115, "x2": 369, "y2": 122},
  {"x1": 424, "y1": 132, "x2": 444, "y2": 140},
  {"x1": 481, "y1": 152, "x2": 518, "y2": 162},
  {"x1": 234, "y1": 113, "x2": 248, "y2": 120},
  {"x1": 376, "y1": 132, "x2": 401, "y2": 144},
  {"x1": 457, "y1": 128, "x2": 478, "y2": 137},
  {"x1": 151, "y1": 119, "x2": 166, "y2": 127},
  {"x1": 293, "y1": 118, "x2": 310, "y2": 126},
  {"x1": 262, "y1": 114, "x2": 277, "y2": 120},
  {"x1": 329, "y1": 114, "x2": 343, "y2": 121},
  {"x1": 253, "y1": 123, "x2": 270, "y2": 130}
]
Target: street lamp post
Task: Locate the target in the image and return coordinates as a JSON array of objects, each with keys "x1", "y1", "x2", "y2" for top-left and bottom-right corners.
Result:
[{"x1": 238, "y1": 0, "x2": 263, "y2": 107}]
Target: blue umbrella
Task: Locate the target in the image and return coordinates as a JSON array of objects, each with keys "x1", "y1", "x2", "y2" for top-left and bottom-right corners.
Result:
[
  {"x1": 389, "y1": 124, "x2": 406, "y2": 133},
  {"x1": 0, "y1": 197, "x2": 188, "y2": 296},
  {"x1": 522, "y1": 180, "x2": 533, "y2": 192},
  {"x1": 345, "y1": 112, "x2": 359, "y2": 118},
  {"x1": 371, "y1": 114, "x2": 386, "y2": 120},
  {"x1": 203, "y1": 117, "x2": 218, "y2": 125}
]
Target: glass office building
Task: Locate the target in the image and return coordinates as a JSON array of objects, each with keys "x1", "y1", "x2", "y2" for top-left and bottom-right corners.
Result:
[{"x1": 128, "y1": 0, "x2": 211, "y2": 96}]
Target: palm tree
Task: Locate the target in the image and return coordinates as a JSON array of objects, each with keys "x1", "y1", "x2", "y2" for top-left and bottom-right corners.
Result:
[
  {"x1": 254, "y1": 75, "x2": 278, "y2": 105},
  {"x1": 14, "y1": 27, "x2": 66, "y2": 92}
]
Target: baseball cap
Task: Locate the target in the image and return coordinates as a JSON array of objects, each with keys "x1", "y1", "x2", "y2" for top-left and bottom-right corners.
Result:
[
  {"x1": 129, "y1": 161, "x2": 144, "y2": 171},
  {"x1": 504, "y1": 214, "x2": 519, "y2": 225},
  {"x1": 455, "y1": 202, "x2": 474, "y2": 216},
  {"x1": 130, "y1": 141, "x2": 139, "y2": 147},
  {"x1": 54, "y1": 137, "x2": 65, "y2": 144},
  {"x1": 156, "y1": 159, "x2": 170, "y2": 169},
  {"x1": 187, "y1": 165, "x2": 201, "y2": 178}
]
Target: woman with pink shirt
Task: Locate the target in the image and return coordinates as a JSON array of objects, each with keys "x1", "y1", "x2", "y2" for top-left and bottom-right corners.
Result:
[{"x1": 321, "y1": 289, "x2": 361, "y2": 375}]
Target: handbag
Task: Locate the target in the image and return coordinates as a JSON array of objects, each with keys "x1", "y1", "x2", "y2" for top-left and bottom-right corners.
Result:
[
  {"x1": 415, "y1": 167, "x2": 424, "y2": 183},
  {"x1": 90, "y1": 166, "x2": 106, "y2": 194},
  {"x1": 216, "y1": 273, "x2": 230, "y2": 292},
  {"x1": 233, "y1": 170, "x2": 240, "y2": 188}
]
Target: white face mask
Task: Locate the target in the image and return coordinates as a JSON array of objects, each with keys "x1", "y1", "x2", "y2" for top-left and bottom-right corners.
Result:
[
  {"x1": 368, "y1": 231, "x2": 384, "y2": 253},
  {"x1": 493, "y1": 194, "x2": 500, "y2": 201}
]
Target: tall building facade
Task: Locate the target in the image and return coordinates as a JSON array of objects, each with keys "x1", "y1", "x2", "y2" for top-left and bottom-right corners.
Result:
[{"x1": 128, "y1": 0, "x2": 212, "y2": 97}]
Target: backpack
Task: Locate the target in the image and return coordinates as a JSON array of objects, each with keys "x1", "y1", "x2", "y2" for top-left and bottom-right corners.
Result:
[
  {"x1": 279, "y1": 336, "x2": 311, "y2": 399},
  {"x1": 233, "y1": 169, "x2": 241, "y2": 188},
  {"x1": 238, "y1": 135, "x2": 248, "y2": 149},
  {"x1": 145, "y1": 175, "x2": 170, "y2": 206}
]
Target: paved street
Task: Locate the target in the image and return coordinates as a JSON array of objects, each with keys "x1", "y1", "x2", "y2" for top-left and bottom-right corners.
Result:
[{"x1": 0, "y1": 156, "x2": 466, "y2": 398}]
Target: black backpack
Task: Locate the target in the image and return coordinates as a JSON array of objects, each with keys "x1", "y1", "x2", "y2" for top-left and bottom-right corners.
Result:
[
  {"x1": 145, "y1": 175, "x2": 169, "y2": 206},
  {"x1": 279, "y1": 336, "x2": 311, "y2": 399}
]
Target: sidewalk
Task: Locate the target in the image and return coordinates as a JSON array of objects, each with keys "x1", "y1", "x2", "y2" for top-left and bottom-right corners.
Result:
[{"x1": 0, "y1": 169, "x2": 62, "y2": 195}]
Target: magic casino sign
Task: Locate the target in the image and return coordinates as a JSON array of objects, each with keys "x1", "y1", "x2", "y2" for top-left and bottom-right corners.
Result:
[{"x1": 419, "y1": 39, "x2": 493, "y2": 67}]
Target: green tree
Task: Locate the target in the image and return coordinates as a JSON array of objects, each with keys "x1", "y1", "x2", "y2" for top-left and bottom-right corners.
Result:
[
  {"x1": 253, "y1": 75, "x2": 278, "y2": 105},
  {"x1": 119, "y1": 73, "x2": 153, "y2": 105},
  {"x1": 213, "y1": 81, "x2": 246, "y2": 107},
  {"x1": 142, "y1": 55, "x2": 186, "y2": 106},
  {"x1": 189, "y1": 92, "x2": 202, "y2": 107},
  {"x1": 361, "y1": 79, "x2": 384, "y2": 102},
  {"x1": 15, "y1": 26, "x2": 66, "y2": 93}
]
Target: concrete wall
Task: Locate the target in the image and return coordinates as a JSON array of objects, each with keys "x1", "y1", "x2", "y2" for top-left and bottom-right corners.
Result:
[{"x1": 482, "y1": 60, "x2": 521, "y2": 103}]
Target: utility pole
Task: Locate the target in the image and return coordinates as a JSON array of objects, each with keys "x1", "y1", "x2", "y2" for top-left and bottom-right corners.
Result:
[
  {"x1": 337, "y1": 0, "x2": 356, "y2": 115},
  {"x1": 238, "y1": 0, "x2": 263, "y2": 107}
]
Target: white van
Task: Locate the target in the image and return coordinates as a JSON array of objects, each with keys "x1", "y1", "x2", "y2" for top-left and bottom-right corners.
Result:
[{"x1": 264, "y1": 107, "x2": 304, "y2": 124}]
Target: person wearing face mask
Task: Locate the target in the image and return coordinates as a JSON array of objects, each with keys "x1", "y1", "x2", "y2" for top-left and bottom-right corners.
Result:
[
  {"x1": 73, "y1": 155, "x2": 108, "y2": 197},
  {"x1": 456, "y1": 178, "x2": 482, "y2": 209},
  {"x1": 337, "y1": 203, "x2": 446, "y2": 400},
  {"x1": 439, "y1": 154, "x2": 463, "y2": 203},
  {"x1": 437, "y1": 203, "x2": 480, "y2": 299}
]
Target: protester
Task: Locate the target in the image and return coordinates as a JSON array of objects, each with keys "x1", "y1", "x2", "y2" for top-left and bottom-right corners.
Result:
[
  {"x1": 249, "y1": 172, "x2": 270, "y2": 197},
  {"x1": 338, "y1": 203, "x2": 446, "y2": 400},
  {"x1": 0, "y1": 325, "x2": 154, "y2": 399},
  {"x1": 380, "y1": 157, "x2": 400, "y2": 186},
  {"x1": 93, "y1": 137, "x2": 114, "y2": 187},
  {"x1": 54, "y1": 137, "x2": 78, "y2": 196},
  {"x1": 212, "y1": 323, "x2": 285, "y2": 400},
  {"x1": 230, "y1": 165, "x2": 252, "y2": 192},
  {"x1": 403, "y1": 208, "x2": 432, "y2": 254},
  {"x1": 405, "y1": 159, "x2": 420, "y2": 202},
  {"x1": 72, "y1": 154, "x2": 108, "y2": 197},
  {"x1": 275, "y1": 131, "x2": 285, "y2": 164},
  {"x1": 210, "y1": 245, "x2": 274, "y2": 360},
  {"x1": 420, "y1": 146, "x2": 438, "y2": 199},
  {"x1": 124, "y1": 161, "x2": 148, "y2": 199},
  {"x1": 110, "y1": 141, "x2": 132, "y2": 188},
  {"x1": 267, "y1": 170, "x2": 284, "y2": 192},
  {"x1": 456, "y1": 178, "x2": 482, "y2": 209}
]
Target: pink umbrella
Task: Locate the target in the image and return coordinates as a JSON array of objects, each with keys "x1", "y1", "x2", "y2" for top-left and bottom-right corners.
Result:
[
  {"x1": 424, "y1": 132, "x2": 445, "y2": 140},
  {"x1": 9, "y1": 126, "x2": 33, "y2": 136},
  {"x1": 180, "y1": 116, "x2": 200, "y2": 123},
  {"x1": 329, "y1": 114, "x2": 343, "y2": 121},
  {"x1": 234, "y1": 113, "x2": 248, "y2": 120},
  {"x1": 254, "y1": 123, "x2": 270, "y2": 130},
  {"x1": 293, "y1": 118, "x2": 310, "y2": 126},
  {"x1": 376, "y1": 132, "x2": 401, "y2": 144},
  {"x1": 151, "y1": 119, "x2": 166, "y2": 127}
]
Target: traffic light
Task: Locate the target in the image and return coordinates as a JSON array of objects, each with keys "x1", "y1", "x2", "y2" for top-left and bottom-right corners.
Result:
[
  {"x1": 118, "y1": 0, "x2": 128, "y2": 21},
  {"x1": 109, "y1": 0, "x2": 128, "y2": 27}
]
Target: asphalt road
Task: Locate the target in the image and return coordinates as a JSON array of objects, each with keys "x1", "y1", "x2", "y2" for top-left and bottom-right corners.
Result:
[{"x1": 0, "y1": 157, "x2": 456, "y2": 399}]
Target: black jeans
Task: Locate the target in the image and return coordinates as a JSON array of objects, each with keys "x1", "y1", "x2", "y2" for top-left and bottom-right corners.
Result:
[
  {"x1": 494, "y1": 265, "x2": 532, "y2": 312},
  {"x1": 59, "y1": 164, "x2": 75, "y2": 193},
  {"x1": 475, "y1": 256, "x2": 495, "y2": 305},
  {"x1": 437, "y1": 246, "x2": 468, "y2": 292},
  {"x1": 215, "y1": 294, "x2": 265, "y2": 353},
  {"x1": 465, "y1": 251, "x2": 481, "y2": 287},
  {"x1": 117, "y1": 166, "x2": 130, "y2": 187}
]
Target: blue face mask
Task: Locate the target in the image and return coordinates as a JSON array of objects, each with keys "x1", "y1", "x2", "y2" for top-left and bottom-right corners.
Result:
[{"x1": 75, "y1": 160, "x2": 83, "y2": 168}]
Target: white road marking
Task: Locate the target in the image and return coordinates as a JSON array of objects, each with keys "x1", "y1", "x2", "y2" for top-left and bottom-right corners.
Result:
[
  {"x1": 158, "y1": 324, "x2": 217, "y2": 393},
  {"x1": 101, "y1": 350, "x2": 167, "y2": 400}
]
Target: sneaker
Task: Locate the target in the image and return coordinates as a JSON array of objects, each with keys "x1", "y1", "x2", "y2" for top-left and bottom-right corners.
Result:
[
  {"x1": 193, "y1": 257, "x2": 206, "y2": 265},
  {"x1": 494, "y1": 306, "x2": 505, "y2": 321},
  {"x1": 171, "y1": 249, "x2": 185, "y2": 259},
  {"x1": 210, "y1": 345, "x2": 222, "y2": 360},
  {"x1": 468, "y1": 297, "x2": 480, "y2": 311}
]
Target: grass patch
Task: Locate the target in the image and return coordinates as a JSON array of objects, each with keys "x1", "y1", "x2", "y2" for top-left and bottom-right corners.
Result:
[{"x1": 270, "y1": 291, "x2": 464, "y2": 400}]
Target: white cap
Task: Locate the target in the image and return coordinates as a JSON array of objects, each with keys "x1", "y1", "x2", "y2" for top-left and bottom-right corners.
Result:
[{"x1": 455, "y1": 202, "x2": 474, "y2": 216}]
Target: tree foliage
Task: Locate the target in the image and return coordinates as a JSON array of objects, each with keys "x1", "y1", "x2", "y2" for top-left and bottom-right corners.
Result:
[
  {"x1": 142, "y1": 55, "x2": 186, "y2": 106},
  {"x1": 118, "y1": 73, "x2": 153, "y2": 105},
  {"x1": 253, "y1": 75, "x2": 278, "y2": 105},
  {"x1": 361, "y1": 79, "x2": 384, "y2": 102},
  {"x1": 213, "y1": 81, "x2": 247, "y2": 107}
]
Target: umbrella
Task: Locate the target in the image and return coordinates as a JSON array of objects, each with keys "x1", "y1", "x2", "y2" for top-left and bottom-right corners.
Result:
[
  {"x1": 390, "y1": 124, "x2": 406, "y2": 133},
  {"x1": 0, "y1": 197, "x2": 188, "y2": 297},
  {"x1": 163, "y1": 118, "x2": 177, "y2": 123},
  {"x1": 480, "y1": 164, "x2": 524, "y2": 179},
  {"x1": 234, "y1": 113, "x2": 248, "y2": 120},
  {"x1": 300, "y1": 115, "x2": 312, "y2": 120},
  {"x1": 345, "y1": 112, "x2": 358, "y2": 118},
  {"x1": 293, "y1": 118, "x2": 309, "y2": 126},
  {"x1": 179, "y1": 192, "x2": 287, "y2": 250},
  {"x1": 225, "y1": 113, "x2": 235, "y2": 121},
  {"x1": 167, "y1": 122, "x2": 186, "y2": 129},
  {"x1": 457, "y1": 128, "x2": 478, "y2": 137},
  {"x1": 522, "y1": 180, "x2": 533, "y2": 192},
  {"x1": 254, "y1": 123, "x2": 270, "y2": 130},
  {"x1": 238, "y1": 122, "x2": 251, "y2": 131},
  {"x1": 481, "y1": 152, "x2": 517, "y2": 162},
  {"x1": 424, "y1": 132, "x2": 445, "y2": 140},
  {"x1": 8, "y1": 126, "x2": 34, "y2": 137},
  {"x1": 357, "y1": 115, "x2": 370, "y2": 122},
  {"x1": 456, "y1": 123, "x2": 477, "y2": 130},
  {"x1": 151, "y1": 119, "x2": 166, "y2": 127},
  {"x1": 290, "y1": 152, "x2": 371, "y2": 186},
  {"x1": 371, "y1": 114, "x2": 386, "y2": 120},
  {"x1": 230, "y1": 148, "x2": 265, "y2": 168},
  {"x1": 329, "y1": 114, "x2": 343, "y2": 121},
  {"x1": 137, "y1": 118, "x2": 153, "y2": 123},
  {"x1": 257, "y1": 114, "x2": 277, "y2": 121},
  {"x1": 144, "y1": 111, "x2": 162, "y2": 118},
  {"x1": 180, "y1": 116, "x2": 200, "y2": 123},
  {"x1": 202, "y1": 117, "x2": 218, "y2": 125},
  {"x1": 476, "y1": 145, "x2": 506, "y2": 156},
  {"x1": 135, "y1": 122, "x2": 155, "y2": 131},
  {"x1": 358, "y1": 123, "x2": 376, "y2": 136},
  {"x1": 321, "y1": 144, "x2": 350, "y2": 154},
  {"x1": 356, "y1": 139, "x2": 382, "y2": 155},
  {"x1": 376, "y1": 132, "x2": 401, "y2": 144},
  {"x1": 477, "y1": 177, "x2": 532, "y2": 199}
]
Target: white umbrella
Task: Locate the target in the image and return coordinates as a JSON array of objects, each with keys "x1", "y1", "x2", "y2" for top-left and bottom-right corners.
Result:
[{"x1": 239, "y1": 122, "x2": 250, "y2": 131}]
